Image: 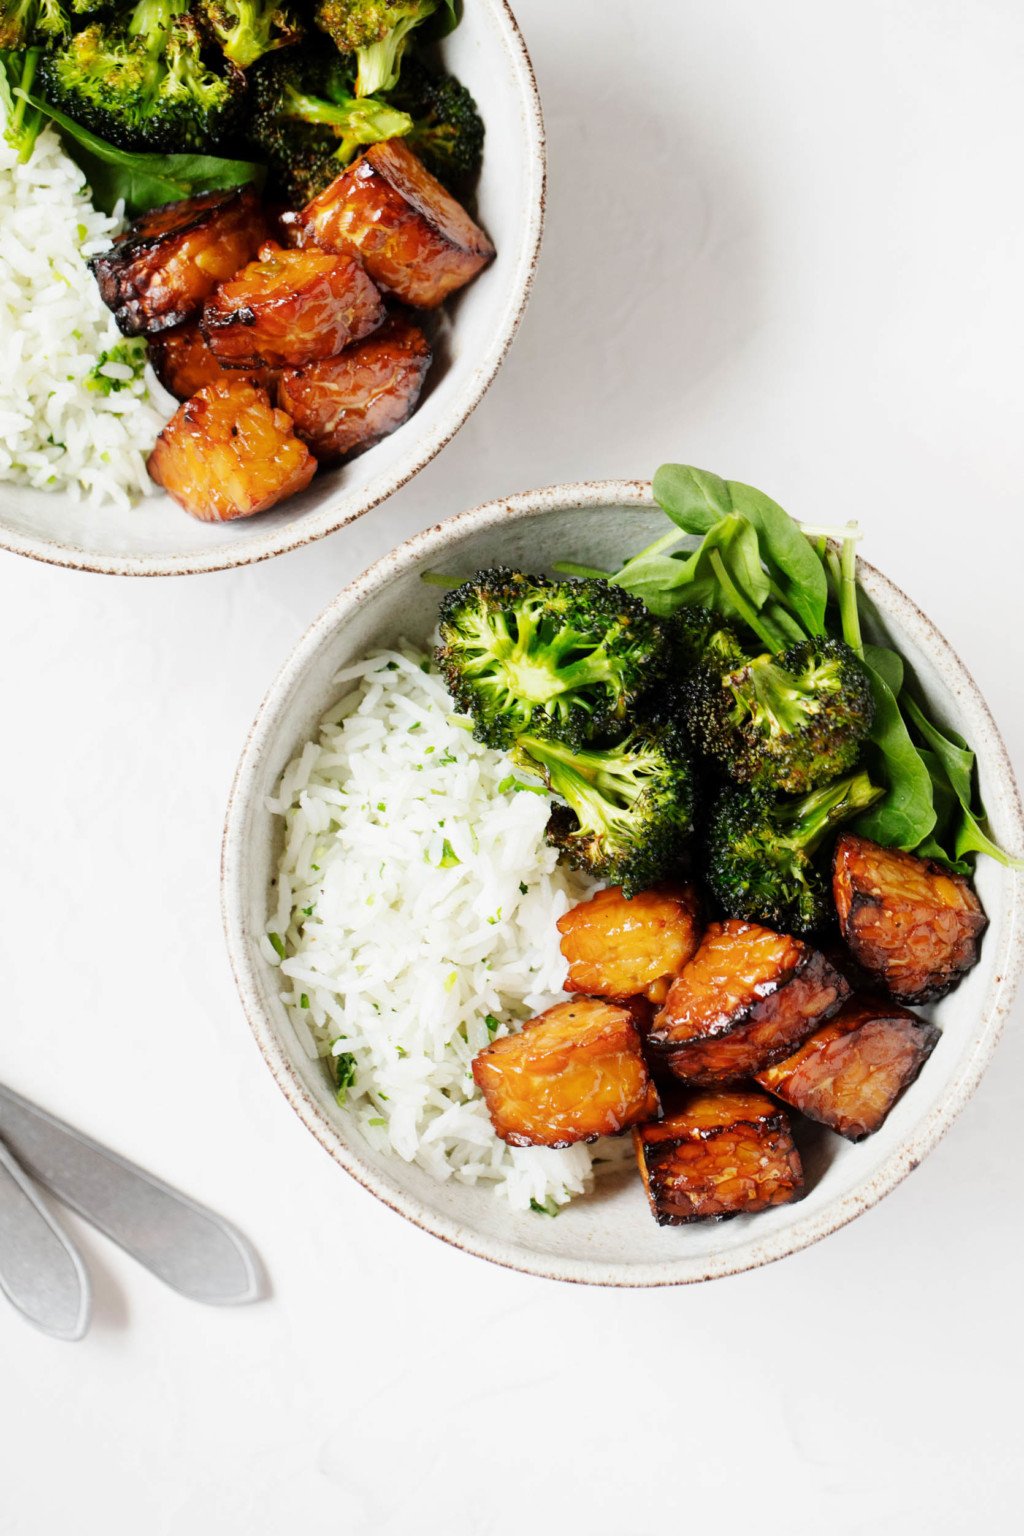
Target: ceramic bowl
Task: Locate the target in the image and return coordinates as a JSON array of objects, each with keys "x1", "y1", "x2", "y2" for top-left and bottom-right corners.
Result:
[
  {"x1": 222, "y1": 482, "x2": 1024, "y2": 1284},
  {"x1": 0, "y1": 2, "x2": 544, "y2": 577}
]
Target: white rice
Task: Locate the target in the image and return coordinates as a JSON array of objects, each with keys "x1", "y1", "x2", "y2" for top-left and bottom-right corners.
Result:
[
  {"x1": 265, "y1": 643, "x2": 635, "y2": 1212},
  {"x1": 0, "y1": 105, "x2": 174, "y2": 510}
]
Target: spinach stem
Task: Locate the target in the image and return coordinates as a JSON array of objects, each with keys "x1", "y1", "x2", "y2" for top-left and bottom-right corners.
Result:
[
  {"x1": 839, "y1": 525, "x2": 864, "y2": 657},
  {"x1": 708, "y1": 548, "x2": 784, "y2": 651},
  {"x1": 419, "y1": 570, "x2": 462, "y2": 588},
  {"x1": 552, "y1": 561, "x2": 611, "y2": 579}
]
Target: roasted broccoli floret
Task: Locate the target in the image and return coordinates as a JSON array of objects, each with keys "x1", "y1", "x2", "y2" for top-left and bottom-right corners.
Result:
[
  {"x1": 246, "y1": 45, "x2": 411, "y2": 203},
  {"x1": 38, "y1": 0, "x2": 243, "y2": 153},
  {"x1": 435, "y1": 569, "x2": 667, "y2": 752},
  {"x1": 706, "y1": 771, "x2": 883, "y2": 935},
  {"x1": 683, "y1": 635, "x2": 874, "y2": 794},
  {"x1": 0, "y1": 0, "x2": 66, "y2": 47},
  {"x1": 388, "y1": 56, "x2": 482, "y2": 189},
  {"x1": 315, "y1": 0, "x2": 443, "y2": 97},
  {"x1": 200, "y1": 0, "x2": 302, "y2": 70},
  {"x1": 513, "y1": 724, "x2": 696, "y2": 897}
]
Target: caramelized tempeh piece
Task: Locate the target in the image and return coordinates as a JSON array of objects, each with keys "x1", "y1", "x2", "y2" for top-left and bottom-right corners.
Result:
[
  {"x1": 147, "y1": 380, "x2": 315, "y2": 522},
  {"x1": 471, "y1": 998, "x2": 659, "y2": 1148},
  {"x1": 557, "y1": 884, "x2": 702, "y2": 1004},
  {"x1": 202, "y1": 247, "x2": 384, "y2": 370},
  {"x1": 147, "y1": 320, "x2": 279, "y2": 402},
  {"x1": 91, "y1": 188, "x2": 268, "y2": 337},
  {"x1": 634, "y1": 1089, "x2": 803, "y2": 1224},
  {"x1": 650, "y1": 920, "x2": 849, "y2": 1085},
  {"x1": 277, "y1": 313, "x2": 431, "y2": 461},
  {"x1": 756, "y1": 996, "x2": 940, "y2": 1140},
  {"x1": 833, "y1": 834, "x2": 987, "y2": 1003},
  {"x1": 295, "y1": 139, "x2": 495, "y2": 308}
]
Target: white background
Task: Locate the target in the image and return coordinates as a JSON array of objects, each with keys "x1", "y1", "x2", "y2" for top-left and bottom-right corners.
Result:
[{"x1": 1, "y1": 2, "x2": 1023, "y2": 1530}]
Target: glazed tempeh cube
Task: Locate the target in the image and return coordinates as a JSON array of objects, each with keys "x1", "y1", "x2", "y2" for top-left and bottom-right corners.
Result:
[
  {"x1": 148, "y1": 380, "x2": 315, "y2": 522},
  {"x1": 471, "y1": 998, "x2": 659, "y2": 1148},
  {"x1": 148, "y1": 320, "x2": 280, "y2": 402},
  {"x1": 833, "y1": 833, "x2": 987, "y2": 1003},
  {"x1": 277, "y1": 313, "x2": 432, "y2": 461},
  {"x1": 634, "y1": 1089, "x2": 803, "y2": 1224},
  {"x1": 295, "y1": 139, "x2": 495, "y2": 308},
  {"x1": 202, "y1": 248, "x2": 385, "y2": 370},
  {"x1": 649, "y1": 920, "x2": 849, "y2": 1085},
  {"x1": 557, "y1": 884, "x2": 702, "y2": 1005},
  {"x1": 91, "y1": 187, "x2": 268, "y2": 337},
  {"x1": 756, "y1": 996, "x2": 940, "y2": 1140}
]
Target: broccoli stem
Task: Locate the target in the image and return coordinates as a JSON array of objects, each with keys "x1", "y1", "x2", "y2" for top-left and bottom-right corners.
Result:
[
  {"x1": 778, "y1": 770, "x2": 882, "y2": 855},
  {"x1": 4, "y1": 47, "x2": 43, "y2": 163}
]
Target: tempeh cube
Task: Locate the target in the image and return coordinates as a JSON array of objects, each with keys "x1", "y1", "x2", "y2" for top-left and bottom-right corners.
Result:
[
  {"x1": 471, "y1": 997, "x2": 659, "y2": 1148},
  {"x1": 557, "y1": 884, "x2": 702, "y2": 1005},
  {"x1": 833, "y1": 833, "x2": 987, "y2": 1003},
  {"x1": 202, "y1": 247, "x2": 385, "y2": 370},
  {"x1": 147, "y1": 380, "x2": 316, "y2": 522},
  {"x1": 277, "y1": 312, "x2": 432, "y2": 461},
  {"x1": 634, "y1": 1089, "x2": 803, "y2": 1225},
  {"x1": 294, "y1": 139, "x2": 495, "y2": 308},
  {"x1": 147, "y1": 320, "x2": 279, "y2": 402},
  {"x1": 91, "y1": 187, "x2": 268, "y2": 337},
  {"x1": 649, "y1": 920, "x2": 849, "y2": 1085},
  {"x1": 756, "y1": 996, "x2": 941, "y2": 1140}
]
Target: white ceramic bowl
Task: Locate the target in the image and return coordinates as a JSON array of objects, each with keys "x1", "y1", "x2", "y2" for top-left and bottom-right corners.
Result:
[
  {"x1": 0, "y1": 2, "x2": 544, "y2": 577},
  {"x1": 222, "y1": 482, "x2": 1024, "y2": 1285}
]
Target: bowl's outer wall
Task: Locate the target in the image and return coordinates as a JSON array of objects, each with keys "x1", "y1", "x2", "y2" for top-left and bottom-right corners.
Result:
[
  {"x1": 223, "y1": 484, "x2": 1024, "y2": 1285},
  {"x1": 0, "y1": 1, "x2": 545, "y2": 576}
]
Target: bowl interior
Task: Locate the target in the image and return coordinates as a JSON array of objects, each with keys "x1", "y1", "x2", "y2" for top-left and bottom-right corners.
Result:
[
  {"x1": 224, "y1": 489, "x2": 1024, "y2": 1284},
  {"x1": 0, "y1": 2, "x2": 542, "y2": 576}
]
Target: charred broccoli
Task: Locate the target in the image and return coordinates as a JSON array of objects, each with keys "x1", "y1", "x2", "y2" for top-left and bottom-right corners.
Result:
[
  {"x1": 388, "y1": 56, "x2": 483, "y2": 189},
  {"x1": 199, "y1": 0, "x2": 302, "y2": 69},
  {"x1": 315, "y1": 0, "x2": 446, "y2": 97},
  {"x1": 38, "y1": 0, "x2": 243, "y2": 152},
  {"x1": 706, "y1": 771, "x2": 883, "y2": 935},
  {"x1": 0, "y1": 0, "x2": 66, "y2": 47},
  {"x1": 513, "y1": 724, "x2": 696, "y2": 897},
  {"x1": 435, "y1": 569, "x2": 667, "y2": 752},
  {"x1": 683, "y1": 634, "x2": 874, "y2": 794},
  {"x1": 246, "y1": 45, "x2": 411, "y2": 203}
]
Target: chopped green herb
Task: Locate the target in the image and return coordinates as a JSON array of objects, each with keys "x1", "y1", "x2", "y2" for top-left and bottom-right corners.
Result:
[
  {"x1": 368, "y1": 1116, "x2": 387, "y2": 1127},
  {"x1": 484, "y1": 1014, "x2": 500, "y2": 1035},
  {"x1": 301, "y1": 904, "x2": 316, "y2": 917},
  {"x1": 333, "y1": 1051, "x2": 358, "y2": 1105},
  {"x1": 378, "y1": 661, "x2": 400, "y2": 672},
  {"x1": 419, "y1": 659, "x2": 432, "y2": 673},
  {"x1": 424, "y1": 745, "x2": 435, "y2": 754},
  {"x1": 530, "y1": 1197, "x2": 560, "y2": 1217},
  {"x1": 487, "y1": 908, "x2": 502, "y2": 925},
  {"x1": 444, "y1": 971, "x2": 458, "y2": 992},
  {"x1": 438, "y1": 749, "x2": 458, "y2": 766},
  {"x1": 518, "y1": 881, "x2": 529, "y2": 895},
  {"x1": 497, "y1": 774, "x2": 547, "y2": 797},
  {"x1": 376, "y1": 802, "x2": 386, "y2": 812},
  {"x1": 300, "y1": 993, "x2": 310, "y2": 1010},
  {"x1": 408, "y1": 721, "x2": 422, "y2": 732},
  {"x1": 85, "y1": 338, "x2": 147, "y2": 395},
  {"x1": 268, "y1": 932, "x2": 286, "y2": 959},
  {"x1": 396, "y1": 1045, "x2": 408, "y2": 1058},
  {"x1": 437, "y1": 839, "x2": 460, "y2": 868}
]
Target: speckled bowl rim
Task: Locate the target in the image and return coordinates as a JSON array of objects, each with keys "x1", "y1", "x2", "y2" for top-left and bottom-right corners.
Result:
[
  {"x1": 222, "y1": 480, "x2": 1024, "y2": 1285},
  {"x1": 0, "y1": 0, "x2": 545, "y2": 579}
]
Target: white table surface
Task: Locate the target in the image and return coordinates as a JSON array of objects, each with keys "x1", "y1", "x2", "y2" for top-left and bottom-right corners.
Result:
[{"x1": 2, "y1": 2, "x2": 1022, "y2": 1531}]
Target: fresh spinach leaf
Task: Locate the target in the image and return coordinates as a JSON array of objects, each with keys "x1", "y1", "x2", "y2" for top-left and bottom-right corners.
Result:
[
  {"x1": 19, "y1": 89, "x2": 263, "y2": 216},
  {"x1": 652, "y1": 463, "x2": 733, "y2": 534},
  {"x1": 904, "y1": 695, "x2": 1024, "y2": 869},
  {"x1": 727, "y1": 480, "x2": 828, "y2": 638},
  {"x1": 853, "y1": 644, "x2": 936, "y2": 848}
]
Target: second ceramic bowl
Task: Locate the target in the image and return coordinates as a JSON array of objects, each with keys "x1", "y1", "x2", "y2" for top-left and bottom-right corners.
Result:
[{"x1": 222, "y1": 482, "x2": 1024, "y2": 1284}]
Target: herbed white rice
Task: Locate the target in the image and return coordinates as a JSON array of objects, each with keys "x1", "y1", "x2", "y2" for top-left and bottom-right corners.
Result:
[
  {"x1": 265, "y1": 643, "x2": 635, "y2": 1212},
  {"x1": 0, "y1": 105, "x2": 174, "y2": 510}
]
